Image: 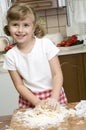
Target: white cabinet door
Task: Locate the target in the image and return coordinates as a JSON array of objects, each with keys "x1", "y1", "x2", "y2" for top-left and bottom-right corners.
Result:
[{"x1": 0, "y1": 72, "x2": 18, "y2": 115}]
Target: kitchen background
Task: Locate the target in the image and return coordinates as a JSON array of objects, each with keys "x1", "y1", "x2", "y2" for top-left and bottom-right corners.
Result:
[{"x1": 0, "y1": 0, "x2": 86, "y2": 115}]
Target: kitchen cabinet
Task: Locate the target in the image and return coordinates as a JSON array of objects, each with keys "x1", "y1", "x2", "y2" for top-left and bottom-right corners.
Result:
[
  {"x1": 59, "y1": 53, "x2": 86, "y2": 103},
  {"x1": 14, "y1": 0, "x2": 57, "y2": 10},
  {"x1": 83, "y1": 53, "x2": 86, "y2": 83},
  {"x1": 0, "y1": 72, "x2": 18, "y2": 115}
]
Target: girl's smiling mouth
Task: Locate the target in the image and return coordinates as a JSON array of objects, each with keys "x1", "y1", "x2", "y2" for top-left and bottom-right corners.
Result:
[{"x1": 16, "y1": 33, "x2": 26, "y2": 39}]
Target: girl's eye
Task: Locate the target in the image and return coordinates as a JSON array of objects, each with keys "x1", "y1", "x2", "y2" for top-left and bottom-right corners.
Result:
[
  {"x1": 13, "y1": 23, "x2": 18, "y2": 26},
  {"x1": 24, "y1": 24, "x2": 29, "y2": 27}
]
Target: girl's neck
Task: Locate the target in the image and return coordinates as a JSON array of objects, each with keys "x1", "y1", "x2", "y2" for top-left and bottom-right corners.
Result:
[{"x1": 17, "y1": 37, "x2": 35, "y2": 54}]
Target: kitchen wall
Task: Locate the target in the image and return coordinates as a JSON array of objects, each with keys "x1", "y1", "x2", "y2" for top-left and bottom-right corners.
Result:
[{"x1": 36, "y1": 7, "x2": 67, "y2": 37}]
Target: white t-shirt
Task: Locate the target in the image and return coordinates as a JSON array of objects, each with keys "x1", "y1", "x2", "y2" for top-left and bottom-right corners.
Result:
[{"x1": 3, "y1": 37, "x2": 59, "y2": 92}]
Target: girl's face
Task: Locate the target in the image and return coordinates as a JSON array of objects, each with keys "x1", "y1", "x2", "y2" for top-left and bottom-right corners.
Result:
[{"x1": 8, "y1": 16, "x2": 35, "y2": 44}]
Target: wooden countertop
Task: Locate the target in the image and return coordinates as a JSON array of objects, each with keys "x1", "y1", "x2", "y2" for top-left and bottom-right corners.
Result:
[
  {"x1": 0, "y1": 115, "x2": 12, "y2": 129},
  {"x1": 0, "y1": 103, "x2": 86, "y2": 130}
]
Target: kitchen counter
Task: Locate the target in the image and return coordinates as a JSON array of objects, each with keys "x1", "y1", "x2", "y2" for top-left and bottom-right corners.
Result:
[
  {"x1": 0, "y1": 103, "x2": 86, "y2": 130},
  {"x1": 0, "y1": 115, "x2": 12, "y2": 129},
  {"x1": 58, "y1": 44, "x2": 86, "y2": 56}
]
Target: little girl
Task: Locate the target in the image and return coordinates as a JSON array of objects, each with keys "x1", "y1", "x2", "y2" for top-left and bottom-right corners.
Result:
[{"x1": 3, "y1": 3, "x2": 67, "y2": 109}]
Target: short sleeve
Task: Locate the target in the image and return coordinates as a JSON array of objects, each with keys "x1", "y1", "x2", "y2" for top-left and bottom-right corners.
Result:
[
  {"x1": 43, "y1": 37, "x2": 60, "y2": 60},
  {"x1": 3, "y1": 52, "x2": 16, "y2": 70}
]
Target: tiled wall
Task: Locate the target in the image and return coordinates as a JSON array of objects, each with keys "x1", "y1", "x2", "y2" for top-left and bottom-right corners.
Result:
[{"x1": 36, "y1": 7, "x2": 67, "y2": 37}]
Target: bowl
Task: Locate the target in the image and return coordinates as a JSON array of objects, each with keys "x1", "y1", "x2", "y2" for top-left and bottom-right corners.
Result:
[{"x1": 0, "y1": 36, "x2": 10, "y2": 51}]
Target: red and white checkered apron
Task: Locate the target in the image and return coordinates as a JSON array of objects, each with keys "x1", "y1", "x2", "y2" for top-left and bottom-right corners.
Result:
[{"x1": 19, "y1": 87, "x2": 68, "y2": 108}]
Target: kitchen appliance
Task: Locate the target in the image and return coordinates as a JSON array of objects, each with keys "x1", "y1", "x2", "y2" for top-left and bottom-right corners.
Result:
[{"x1": 0, "y1": 36, "x2": 9, "y2": 51}]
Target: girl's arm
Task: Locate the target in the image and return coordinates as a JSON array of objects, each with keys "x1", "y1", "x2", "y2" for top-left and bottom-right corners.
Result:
[
  {"x1": 38, "y1": 56, "x2": 63, "y2": 110},
  {"x1": 8, "y1": 70, "x2": 40, "y2": 106},
  {"x1": 49, "y1": 55, "x2": 63, "y2": 100}
]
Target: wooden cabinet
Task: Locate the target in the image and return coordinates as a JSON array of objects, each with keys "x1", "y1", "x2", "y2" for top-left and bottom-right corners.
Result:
[
  {"x1": 82, "y1": 53, "x2": 86, "y2": 88},
  {"x1": 59, "y1": 53, "x2": 86, "y2": 103},
  {"x1": 14, "y1": 0, "x2": 57, "y2": 10}
]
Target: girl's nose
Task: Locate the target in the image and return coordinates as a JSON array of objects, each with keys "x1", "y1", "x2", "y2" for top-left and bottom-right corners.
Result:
[{"x1": 18, "y1": 26, "x2": 23, "y2": 32}]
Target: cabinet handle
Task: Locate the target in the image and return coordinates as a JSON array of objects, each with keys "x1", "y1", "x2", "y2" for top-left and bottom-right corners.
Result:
[
  {"x1": 61, "y1": 62, "x2": 69, "y2": 67},
  {"x1": 61, "y1": 62, "x2": 78, "y2": 68}
]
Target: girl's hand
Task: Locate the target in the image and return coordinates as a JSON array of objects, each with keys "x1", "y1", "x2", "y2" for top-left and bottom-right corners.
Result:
[
  {"x1": 35, "y1": 98, "x2": 60, "y2": 111},
  {"x1": 45, "y1": 98, "x2": 60, "y2": 111}
]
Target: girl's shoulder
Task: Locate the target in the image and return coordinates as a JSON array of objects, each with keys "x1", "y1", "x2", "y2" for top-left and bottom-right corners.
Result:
[
  {"x1": 38, "y1": 36, "x2": 52, "y2": 41},
  {"x1": 41, "y1": 37, "x2": 56, "y2": 48},
  {"x1": 36, "y1": 36, "x2": 54, "y2": 45},
  {"x1": 36, "y1": 36, "x2": 59, "y2": 54}
]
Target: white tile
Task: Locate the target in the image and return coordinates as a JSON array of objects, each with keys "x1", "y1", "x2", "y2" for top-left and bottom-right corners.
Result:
[
  {"x1": 58, "y1": 15, "x2": 67, "y2": 26},
  {"x1": 46, "y1": 9, "x2": 57, "y2": 15},
  {"x1": 47, "y1": 15, "x2": 58, "y2": 27}
]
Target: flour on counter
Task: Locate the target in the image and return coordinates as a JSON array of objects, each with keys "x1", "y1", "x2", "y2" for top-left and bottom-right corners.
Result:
[{"x1": 12, "y1": 105, "x2": 76, "y2": 129}]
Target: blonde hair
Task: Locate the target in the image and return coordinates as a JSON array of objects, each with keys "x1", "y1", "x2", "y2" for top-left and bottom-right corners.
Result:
[{"x1": 4, "y1": 3, "x2": 45, "y2": 38}]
